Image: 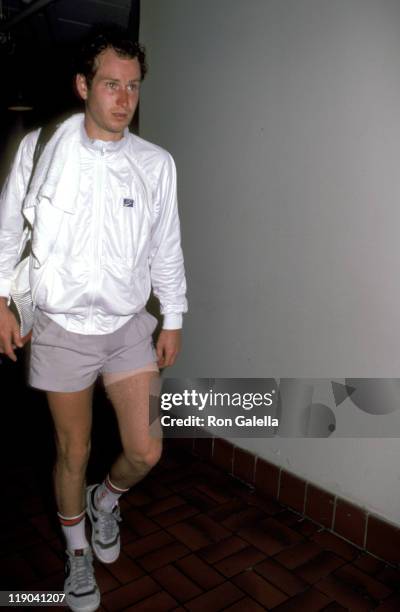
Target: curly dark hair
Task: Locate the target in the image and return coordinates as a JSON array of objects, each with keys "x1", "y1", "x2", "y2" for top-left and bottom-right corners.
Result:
[{"x1": 74, "y1": 24, "x2": 147, "y2": 87}]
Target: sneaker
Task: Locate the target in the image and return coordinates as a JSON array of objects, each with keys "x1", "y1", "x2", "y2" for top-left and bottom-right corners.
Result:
[
  {"x1": 64, "y1": 547, "x2": 100, "y2": 612},
  {"x1": 86, "y1": 484, "x2": 121, "y2": 564}
]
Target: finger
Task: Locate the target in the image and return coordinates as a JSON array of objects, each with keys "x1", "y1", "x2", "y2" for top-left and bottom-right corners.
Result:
[
  {"x1": 164, "y1": 351, "x2": 177, "y2": 368},
  {"x1": 4, "y1": 343, "x2": 17, "y2": 362},
  {"x1": 156, "y1": 341, "x2": 163, "y2": 360},
  {"x1": 12, "y1": 327, "x2": 23, "y2": 349}
]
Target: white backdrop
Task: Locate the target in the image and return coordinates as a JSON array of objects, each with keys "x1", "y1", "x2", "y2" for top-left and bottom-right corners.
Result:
[{"x1": 140, "y1": 0, "x2": 400, "y2": 525}]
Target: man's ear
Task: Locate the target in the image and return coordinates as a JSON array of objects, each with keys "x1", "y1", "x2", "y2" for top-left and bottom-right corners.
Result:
[{"x1": 75, "y1": 74, "x2": 88, "y2": 101}]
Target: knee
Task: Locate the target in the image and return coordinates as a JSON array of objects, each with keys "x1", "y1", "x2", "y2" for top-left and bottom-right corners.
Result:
[
  {"x1": 125, "y1": 438, "x2": 162, "y2": 470},
  {"x1": 56, "y1": 439, "x2": 91, "y2": 475}
]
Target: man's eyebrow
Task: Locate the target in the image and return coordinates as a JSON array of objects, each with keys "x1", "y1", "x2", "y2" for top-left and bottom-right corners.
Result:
[{"x1": 100, "y1": 76, "x2": 141, "y2": 82}]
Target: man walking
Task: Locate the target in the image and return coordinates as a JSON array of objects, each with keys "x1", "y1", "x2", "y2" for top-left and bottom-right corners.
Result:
[{"x1": 0, "y1": 26, "x2": 187, "y2": 611}]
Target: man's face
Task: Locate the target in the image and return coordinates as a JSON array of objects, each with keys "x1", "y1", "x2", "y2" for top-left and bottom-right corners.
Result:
[{"x1": 76, "y1": 47, "x2": 141, "y2": 141}]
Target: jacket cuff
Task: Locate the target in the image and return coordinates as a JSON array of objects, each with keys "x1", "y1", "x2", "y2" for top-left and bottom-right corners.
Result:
[
  {"x1": 0, "y1": 278, "x2": 11, "y2": 298},
  {"x1": 162, "y1": 313, "x2": 183, "y2": 330}
]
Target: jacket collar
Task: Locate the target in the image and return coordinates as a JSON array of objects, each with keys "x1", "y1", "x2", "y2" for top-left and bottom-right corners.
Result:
[{"x1": 79, "y1": 118, "x2": 129, "y2": 154}]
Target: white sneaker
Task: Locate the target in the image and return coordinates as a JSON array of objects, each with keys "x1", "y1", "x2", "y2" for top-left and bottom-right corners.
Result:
[
  {"x1": 86, "y1": 484, "x2": 121, "y2": 564},
  {"x1": 64, "y1": 547, "x2": 100, "y2": 612}
]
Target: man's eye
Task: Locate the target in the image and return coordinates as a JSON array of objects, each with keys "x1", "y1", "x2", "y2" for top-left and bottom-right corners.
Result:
[
  {"x1": 106, "y1": 82, "x2": 117, "y2": 89},
  {"x1": 127, "y1": 83, "x2": 140, "y2": 92}
]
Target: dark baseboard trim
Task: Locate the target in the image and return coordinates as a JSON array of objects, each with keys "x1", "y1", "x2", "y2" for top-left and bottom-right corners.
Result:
[{"x1": 167, "y1": 436, "x2": 400, "y2": 567}]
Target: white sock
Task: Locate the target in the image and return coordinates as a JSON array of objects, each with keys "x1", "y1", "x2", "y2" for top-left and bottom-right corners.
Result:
[
  {"x1": 58, "y1": 510, "x2": 88, "y2": 551},
  {"x1": 95, "y1": 474, "x2": 129, "y2": 513}
]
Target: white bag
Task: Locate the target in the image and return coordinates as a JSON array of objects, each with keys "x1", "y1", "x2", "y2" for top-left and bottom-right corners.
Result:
[{"x1": 9, "y1": 225, "x2": 34, "y2": 338}]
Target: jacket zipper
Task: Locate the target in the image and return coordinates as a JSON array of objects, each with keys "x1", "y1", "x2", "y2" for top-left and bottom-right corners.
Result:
[{"x1": 87, "y1": 147, "x2": 105, "y2": 330}]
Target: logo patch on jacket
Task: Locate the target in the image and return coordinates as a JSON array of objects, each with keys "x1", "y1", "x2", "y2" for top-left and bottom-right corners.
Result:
[{"x1": 123, "y1": 198, "x2": 135, "y2": 207}]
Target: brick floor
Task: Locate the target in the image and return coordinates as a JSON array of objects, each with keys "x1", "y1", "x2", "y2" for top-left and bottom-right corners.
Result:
[{"x1": 2, "y1": 405, "x2": 398, "y2": 611}]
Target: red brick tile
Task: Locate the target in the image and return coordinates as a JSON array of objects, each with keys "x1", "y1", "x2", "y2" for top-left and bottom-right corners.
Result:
[
  {"x1": 119, "y1": 497, "x2": 132, "y2": 513},
  {"x1": 214, "y1": 546, "x2": 266, "y2": 578},
  {"x1": 193, "y1": 437, "x2": 213, "y2": 460},
  {"x1": 157, "y1": 459, "x2": 195, "y2": 478},
  {"x1": 124, "y1": 531, "x2": 174, "y2": 560},
  {"x1": 195, "y1": 482, "x2": 232, "y2": 504},
  {"x1": 255, "y1": 457, "x2": 280, "y2": 500},
  {"x1": 1, "y1": 523, "x2": 42, "y2": 553},
  {"x1": 366, "y1": 515, "x2": 400, "y2": 566},
  {"x1": 242, "y1": 491, "x2": 282, "y2": 515},
  {"x1": 208, "y1": 500, "x2": 247, "y2": 522},
  {"x1": 221, "y1": 507, "x2": 267, "y2": 532},
  {"x1": 353, "y1": 552, "x2": 385, "y2": 575},
  {"x1": 124, "y1": 489, "x2": 153, "y2": 507},
  {"x1": 152, "y1": 564, "x2": 202, "y2": 602},
  {"x1": 95, "y1": 563, "x2": 120, "y2": 594},
  {"x1": 333, "y1": 563, "x2": 392, "y2": 600},
  {"x1": 295, "y1": 550, "x2": 346, "y2": 584},
  {"x1": 106, "y1": 551, "x2": 144, "y2": 584},
  {"x1": 124, "y1": 590, "x2": 177, "y2": 611},
  {"x1": 232, "y1": 569, "x2": 287, "y2": 608},
  {"x1": 272, "y1": 587, "x2": 332, "y2": 611},
  {"x1": 102, "y1": 575, "x2": 160, "y2": 611},
  {"x1": 375, "y1": 593, "x2": 400, "y2": 611},
  {"x1": 185, "y1": 581, "x2": 244, "y2": 612},
  {"x1": 253, "y1": 557, "x2": 308, "y2": 596},
  {"x1": 238, "y1": 516, "x2": 303, "y2": 555},
  {"x1": 20, "y1": 495, "x2": 46, "y2": 517},
  {"x1": 198, "y1": 535, "x2": 250, "y2": 564},
  {"x1": 212, "y1": 438, "x2": 234, "y2": 473},
  {"x1": 175, "y1": 553, "x2": 225, "y2": 589},
  {"x1": 232, "y1": 448, "x2": 255, "y2": 484},
  {"x1": 316, "y1": 573, "x2": 377, "y2": 611},
  {"x1": 167, "y1": 438, "x2": 193, "y2": 454},
  {"x1": 168, "y1": 473, "x2": 206, "y2": 493},
  {"x1": 145, "y1": 495, "x2": 186, "y2": 517},
  {"x1": 321, "y1": 604, "x2": 349, "y2": 612},
  {"x1": 153, "y1": 503, "x2": 199, "y2": 528},
  {"x1": 120, "y1": 522, "x2": 136, "y2": 546},
  {"x1": 24, "y1": 570, "x2": 65, "y2": 592},
  {"x1": 123, "y1": 509, "x2": 159, "y2": 537},
  {"x1": 375, "y1": 565, "x2": 400, "y2": 590},
  {"x1": 156, "y1": 454, "x2": 183, "y2": 471},
  {"x1": 0, "y1": 554, "x2": 38, "y2": 589},
  {"x1": 30, "y1": 513, "x2": 59, "y2": 541},
  {"x1": 167, "y1": 515, "x2": 231, "y2": 550},
  {"x1": 138, "y1": 542, "x2": 190, "y2": 572},
  {"x1": 180, "y1": 488, "x2": 218, "y2": 512},
  {"x1": 334, "y1": 498, "x2": 366, "y2": 548},
  {"x1": 274, "y1": 540, "x2": 322, "y2": 569},
  {"x1": 22, "y1": 543, "x2": 64, "y2": 577},
  {"x1": 274, "y1": 508, "x2": 303, "y2": 528},
  {"x1": 311, "y1": 530, "x2": 359, "y2": 561},
  {"x1": 275, "y1": 510, "x2": 321, "y2": 539},
  {"x1": 305, "y1": 484, "x2": 334, "y2": 529},
  {"x1": 223, "y1": 597, "x2": 266, "y2": 611},
  {"x1": 279, "y1": 470, "x2": 306, "y2": 513},
  {"x1": 297, "y1": 522, "x2": 322, "y2": 539},
  {"x1": 140, "y1": 479, "x2": 173, "y2": 499}
]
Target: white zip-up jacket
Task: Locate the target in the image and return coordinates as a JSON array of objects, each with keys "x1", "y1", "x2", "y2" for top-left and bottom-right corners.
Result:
[{"x1": 0, "y1": 115, "x2": 187, "y2": 334}]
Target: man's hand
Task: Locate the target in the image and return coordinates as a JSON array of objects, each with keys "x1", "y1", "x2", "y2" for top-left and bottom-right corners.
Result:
[
  {"x1": 156, "y1": 329, "x2": 182, "y2": 368},
  {"x1": 0, "y1": 299, "x2": 23, "y2": 362}
]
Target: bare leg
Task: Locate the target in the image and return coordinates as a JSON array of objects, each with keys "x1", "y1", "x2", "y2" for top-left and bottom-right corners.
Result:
[
  {"x1": 104, "y1": 370, "x2": 162, "y2": 490},
  {"x1": 46, "y1": 384, "x2": 94, "y2": 516}
]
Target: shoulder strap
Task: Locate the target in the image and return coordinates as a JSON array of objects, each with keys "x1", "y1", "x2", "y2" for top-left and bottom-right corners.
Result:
[
  {"x1": 22, "y1": 121, "x2": 59, "y2": 240},
  {"x1": 27, "y1": 121, "x2": 59, "y2": 193}
]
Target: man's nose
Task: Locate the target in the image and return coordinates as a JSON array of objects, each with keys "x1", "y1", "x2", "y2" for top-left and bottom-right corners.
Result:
[{"x1": 117, "y1": 88, "x2": 129, "y2": 107}]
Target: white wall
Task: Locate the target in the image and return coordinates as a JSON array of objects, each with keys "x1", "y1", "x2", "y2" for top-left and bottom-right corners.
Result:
[{"x1": 140, "y1": 0, "x2": 400, "y2": 525}]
